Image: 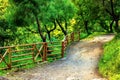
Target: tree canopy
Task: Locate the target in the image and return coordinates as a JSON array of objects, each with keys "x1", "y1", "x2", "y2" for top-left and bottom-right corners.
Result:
[
  {"x1": 0, "y1": 0, "x2": 120, "y2": 44},
  {"x1": 6, "y1": 0, "x2": 76, "y2": 42}
]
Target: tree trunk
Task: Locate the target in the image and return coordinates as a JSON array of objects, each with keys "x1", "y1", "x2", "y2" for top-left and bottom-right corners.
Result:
[
  {"x1": 56, "y1": 19, "x2": 67, "y2": 36},
  {"x1": 35, "y1": 17, "x2": 46, "y2": 42},
  {"x1": 104, "y1": 0, "x2": 120, "y2": 33},
  {"x1": 102, "y1": 0, "x2": 105, "y2": 6},
  {"x1": 100, "y1": 21, "x2": 109, "y2": 32},
  {"x1": 114, "y1": 19, "x2": 119, "y2": 32},
  {"x1": 64, "y1": 18, "x2": 68, "y2": 35},
  {"x1": 45, "y1": 20, "x2": 57, "y2": 41},
  {"x1": 110, "y1": 0, "x2": 114, "y2": 15},
  {"x1": 84, "y1": 21, "x2": 89, "y2": 35},
  {"x1": 109, "y1": 20, "x2": 114, "y2": 33}
]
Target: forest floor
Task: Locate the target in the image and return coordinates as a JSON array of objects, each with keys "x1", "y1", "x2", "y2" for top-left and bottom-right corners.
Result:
[{"x1": 5, "y1": 34, "x2": 114, "y2": 80}]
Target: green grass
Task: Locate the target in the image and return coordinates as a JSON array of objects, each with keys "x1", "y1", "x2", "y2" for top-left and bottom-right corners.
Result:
[
  {"x1": 0, "y1": 42, "x2": 62, "y2": 76},
  {"x1": 80, "y1": 32, "x2": 88, "y2": 39},
  {"x1": 82, "y1": 32, "x2": 107, "y2": 40},
  {"x1": 0, "y1": 32, "x2": 103, "y2": 76},
  {"x1": 87, "y1": 32, "x2": 106, "y2": 38},
  {"x1": 99, "y1": 33, "x2": 120, "y2": 80}
]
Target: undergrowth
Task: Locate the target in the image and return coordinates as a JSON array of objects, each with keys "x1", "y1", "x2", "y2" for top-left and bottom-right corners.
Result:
[
  {"x1": 99, "y1": 33, "x2": 120, "y2": 80},
  {"x1": 83, "y1": 32, "x2": 106, "y2": 40}
]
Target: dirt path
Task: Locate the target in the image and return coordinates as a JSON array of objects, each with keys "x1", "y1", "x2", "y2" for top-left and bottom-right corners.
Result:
[{"x1": 6, "y1": 34, "x2": 114, "y2": 80}]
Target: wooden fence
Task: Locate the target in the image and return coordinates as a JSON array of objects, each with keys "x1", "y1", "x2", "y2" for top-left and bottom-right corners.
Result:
[{"x1": 0, "y1": 31, "x2": 80, "y2": 70}]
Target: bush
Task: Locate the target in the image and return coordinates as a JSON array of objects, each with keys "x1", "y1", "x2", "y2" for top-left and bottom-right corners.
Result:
[{"x1": 99, "y1": 33, "x2": 120, "y2": 80}]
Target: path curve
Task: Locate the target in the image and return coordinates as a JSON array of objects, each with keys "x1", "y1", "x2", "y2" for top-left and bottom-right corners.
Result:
[{"x1": 6, "y1": 34, "x2": 114, "y2": 80}]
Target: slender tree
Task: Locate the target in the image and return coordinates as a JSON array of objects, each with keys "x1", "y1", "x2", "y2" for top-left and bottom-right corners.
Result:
[
  {"x1": 8, "y1": 0, "x2": 77, "y2": 42},
  {"x1": 101, "y1": 0, "x2": 120, "y2": 32}
]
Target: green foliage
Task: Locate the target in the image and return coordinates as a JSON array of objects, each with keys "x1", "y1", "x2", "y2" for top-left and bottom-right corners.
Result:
[
  {"x1": 0, "y1": 0, "x2": 17, "y2": 46},
  {"x1": 80, "y1": 32, "x2": 88, "y2": 39},
  {"x1": 82, "y1": 32, "x2": 106, "y2": 40},
  {"x1": 99, "y1": 34, "x2": 120, "y2": 80},
  {"x1": 0, "y1": 0, "x2": 9, "y2": 19},
  {"x1": 6, "y1": 0, "x2": 77, "y2": 42},
  {"x1": 1, "y1": 0, "x2": 120, "y2": 77},
  {"x1": 72, "y1": 0, "x2": 103, "y2": 34},
  {"x1": 87, "y1": 32, "x2": 106, "y2": 38}
]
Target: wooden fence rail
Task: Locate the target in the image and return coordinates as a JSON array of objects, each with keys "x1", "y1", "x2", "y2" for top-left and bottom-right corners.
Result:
[{"x1": 0, "y1": 31, "x2": 80, "y2": 70}]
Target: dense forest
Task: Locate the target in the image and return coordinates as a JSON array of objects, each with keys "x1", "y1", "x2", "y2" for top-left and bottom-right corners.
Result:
[
  {"x1": 1, "y1": 0, "x2": 120, "y2": 46},
  {"x1": 0, "y1": 0, "x2": 120, "y2": 79}
]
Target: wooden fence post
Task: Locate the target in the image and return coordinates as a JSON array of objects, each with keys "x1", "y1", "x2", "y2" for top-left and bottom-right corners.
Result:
[
  {"x1": 73, "y1": 32, "x2": 74, "y2": 41},
  {"x1": 71, "y1": 32, "x2": 74, "y2": 42},
  {"x1": 8, "y1": 47, "x2": 12, "y2": 69},
  {"x1": 66, "y1": 35, "x2": 69, "y2": 44},
  {"x1": 61, "y1": 41, "x2": 65, "y2": 58},
  {"x1": 70, "y1": 33, "x2": 72, "y2": 42},
  {"x1": 43, "y1": 42, "x2": 47, "y2": 61},
  {"x1": 78, "y1": 31, "x2": 80, "y2": 41},
  {"x1": 32, "y1": 44, "x2": 35, "y2": 63}
]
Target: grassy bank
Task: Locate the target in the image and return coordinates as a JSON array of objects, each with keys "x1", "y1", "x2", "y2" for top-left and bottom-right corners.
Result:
[{"x1": 99, "y1": 33, "x2": 120, "y2": 80}]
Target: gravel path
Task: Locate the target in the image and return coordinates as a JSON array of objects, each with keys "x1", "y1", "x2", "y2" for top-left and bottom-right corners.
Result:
[{"x1": 6, "y1": 34, "x2": 114, "y2": 80}]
